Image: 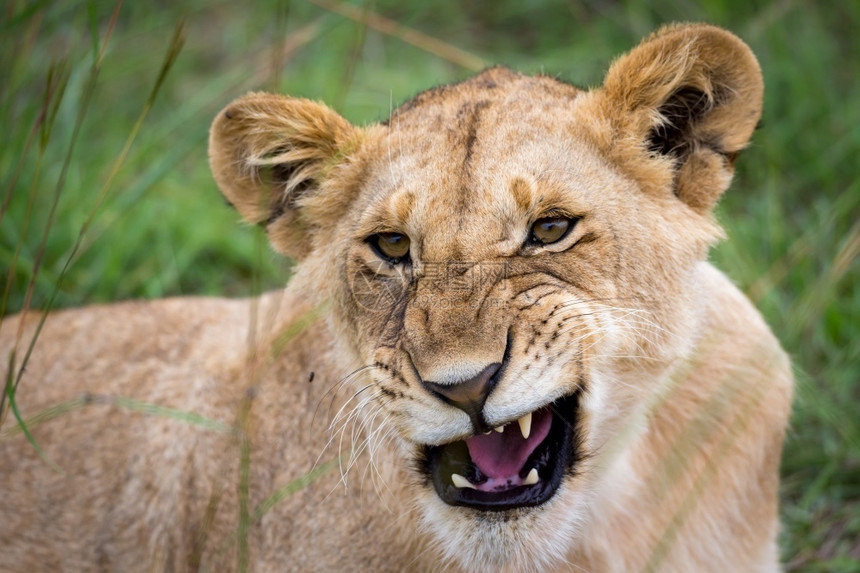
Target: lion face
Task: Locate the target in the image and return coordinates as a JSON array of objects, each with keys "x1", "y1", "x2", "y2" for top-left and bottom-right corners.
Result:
[
  {"x1": 327, "y1": 70, "x2": 717, "y2": 568},
  {"x1": 210, "y1": 24, "x2": 763, "y2": 570}
]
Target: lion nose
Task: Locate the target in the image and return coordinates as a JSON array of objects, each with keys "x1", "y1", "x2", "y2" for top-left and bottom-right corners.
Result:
[{"x1": 423, "y1": 363, "x2": 501, "y2": 428}]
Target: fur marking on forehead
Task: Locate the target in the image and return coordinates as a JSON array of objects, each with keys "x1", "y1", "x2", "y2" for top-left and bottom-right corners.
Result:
[{"x1": 389, "y1": 190, "x2": 416, "y2": 225}]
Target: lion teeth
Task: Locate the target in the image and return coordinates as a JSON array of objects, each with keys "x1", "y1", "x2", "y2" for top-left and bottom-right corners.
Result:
[
  {"x1": 518, "y1": 412, "x2": 532, "y2": 439},
  {"x1": 494, "y1": 425, "x2": 505, "y2": 433},
  {"x1": 523, "y1": 468, "x2": 539, "y2": 486},
  {"x1": 451, "y1": 473, "x2": 477, "y2": 489}
]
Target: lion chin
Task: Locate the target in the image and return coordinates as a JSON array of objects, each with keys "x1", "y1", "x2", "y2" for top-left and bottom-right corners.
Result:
[
  {"x1": 0, "y1": 22, "x2": 792, "y2": 573},
  {"x1": 419, "y1": 484, "x2": 588, "y2": 573}
]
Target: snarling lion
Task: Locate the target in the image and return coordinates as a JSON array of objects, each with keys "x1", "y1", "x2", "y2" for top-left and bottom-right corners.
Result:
[{"x1": 1, "y1": 23, "x2": 792, "y2": 572}]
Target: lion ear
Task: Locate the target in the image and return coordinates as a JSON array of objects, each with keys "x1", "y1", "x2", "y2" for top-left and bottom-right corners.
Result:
[
  {"x1": 209, "y1": 93, "x2": 361, "y2": 257},
  {"x1": 599, "y1": 24, "x2": 763, "y2": 212}
]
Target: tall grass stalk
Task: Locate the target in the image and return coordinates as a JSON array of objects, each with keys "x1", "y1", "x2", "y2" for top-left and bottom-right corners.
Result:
[
  {"x1": 0, "y1": 1, "x2": 122, "y2": 435},
  {"x1": 0, "y1": 9, "x2": 185, "y2": 452}
]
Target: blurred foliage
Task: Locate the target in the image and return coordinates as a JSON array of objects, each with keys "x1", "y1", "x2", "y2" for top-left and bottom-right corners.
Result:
[{"x1": 1, "y1": 0, "x2": 858, "y2": 569}]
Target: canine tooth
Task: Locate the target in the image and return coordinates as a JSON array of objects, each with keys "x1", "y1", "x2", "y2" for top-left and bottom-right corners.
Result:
[
  {"x1": 523, "y1": 468, "x2": 539, "y2": 486},
  {"x1": 451, "y1": 473, "x2": 477, "y2": 490},
  {"x1": 518, "y1": 412, "x2": 532, "y2": 439},
  {"x1": 494, "y1": 425, "x2": 505, "y2": 433}
]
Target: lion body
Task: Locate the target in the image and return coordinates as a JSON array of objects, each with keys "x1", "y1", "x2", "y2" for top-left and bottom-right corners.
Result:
[
  {"x1": 0, "y1": 24, "x2": 792, "y2": 572},
  {"x1": 1, "y1": 294, "x2": 419, "y2": 571}
]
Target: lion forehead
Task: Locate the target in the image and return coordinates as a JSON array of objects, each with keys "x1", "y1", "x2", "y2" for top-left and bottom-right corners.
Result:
[
  {"x1": 389, "y1": 67, "x2": 581, "y2": 121},
  {"x1": 382, "y1": 68, "x2": 586, "y2": 160},
  {"x1": 355, "y1": 72, "x2": 607, "y2": 260}
]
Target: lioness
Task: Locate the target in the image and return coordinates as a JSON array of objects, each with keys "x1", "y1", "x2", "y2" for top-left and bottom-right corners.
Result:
[{"x1": 0, "y1": 23, "x2": 792, "y2": 572}]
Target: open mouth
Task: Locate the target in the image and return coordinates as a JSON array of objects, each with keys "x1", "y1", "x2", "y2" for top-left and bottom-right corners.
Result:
[{"x1": 422, "y1": 390, "x2": 581, "y2": 511}]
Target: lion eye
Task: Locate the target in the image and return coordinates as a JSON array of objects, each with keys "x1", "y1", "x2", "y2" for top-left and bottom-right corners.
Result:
[
  {"x1": 530, "y1": 217, "x2": 572, "y2": 245},
  {"x1": 369, "y1": 232, "x2": 411, "y2": 263}
]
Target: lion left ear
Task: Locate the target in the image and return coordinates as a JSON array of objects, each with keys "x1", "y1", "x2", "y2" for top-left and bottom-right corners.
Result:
[
  {"x1": 209, "y1": 93, "x2": 363, "y2": 258},
  {"x1": 597, "y1": 24, "x2": 763, "y2": 212}
]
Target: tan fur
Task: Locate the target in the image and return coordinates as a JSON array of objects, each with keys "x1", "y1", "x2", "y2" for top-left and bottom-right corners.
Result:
[{"x1": 0, "y1": 24, "x2": 792, "y2": 572}]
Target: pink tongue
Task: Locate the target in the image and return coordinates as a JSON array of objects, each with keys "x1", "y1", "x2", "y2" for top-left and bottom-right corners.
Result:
[{"x1": 465, "y1": 408, "x2": 552, "y2": 479}]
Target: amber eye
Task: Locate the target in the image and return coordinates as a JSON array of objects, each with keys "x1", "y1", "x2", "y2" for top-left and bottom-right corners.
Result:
[
  {"x1": 369, "y1": 232, "x2": 411, "y2": 263},
  {"x1": 530, "y1": 216, "x2": 573, "y2": 245}
]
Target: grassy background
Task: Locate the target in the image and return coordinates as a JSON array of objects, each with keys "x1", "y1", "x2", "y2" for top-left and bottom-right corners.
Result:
[{"x1": 1, "y1": 0, "x2": 857, "y2": 569}]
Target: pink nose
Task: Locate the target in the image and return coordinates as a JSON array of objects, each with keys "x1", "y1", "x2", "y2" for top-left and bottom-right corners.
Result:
[{"x1": 423, "y1": 363, "x2": 501, "y2": 429}]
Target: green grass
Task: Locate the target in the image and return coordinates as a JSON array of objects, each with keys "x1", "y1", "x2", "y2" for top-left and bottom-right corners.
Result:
[{"x1": 1, "y1": 0, "x2": 858, "y2": 569}]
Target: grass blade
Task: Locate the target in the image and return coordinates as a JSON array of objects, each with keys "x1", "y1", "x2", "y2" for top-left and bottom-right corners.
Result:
[
  {"x1": 4, "y1": 15, "x2": 185, "y2": 438},
  {"x1": 3, "y1": 350, "x2": 62, "y2": 472},
  {"x1": 0, "y1": 393, "x2": 236, "y2": 440},
  {"x1": 305, "y1": 0, "x2": 486, "y2": 71}
]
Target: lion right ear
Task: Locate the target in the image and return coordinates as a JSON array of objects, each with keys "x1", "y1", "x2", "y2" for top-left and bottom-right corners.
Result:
[
  {"x1": 209, "y1": 93, "x2": 362, "y2": 258},
  {"x1": 594, "y1": 24, "x2": 763, "y2": 213}
]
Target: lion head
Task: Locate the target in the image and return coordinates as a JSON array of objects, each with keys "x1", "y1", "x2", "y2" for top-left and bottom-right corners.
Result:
[{"x1": 209, "y1": 23, "x2": 763, "y2": 570}]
